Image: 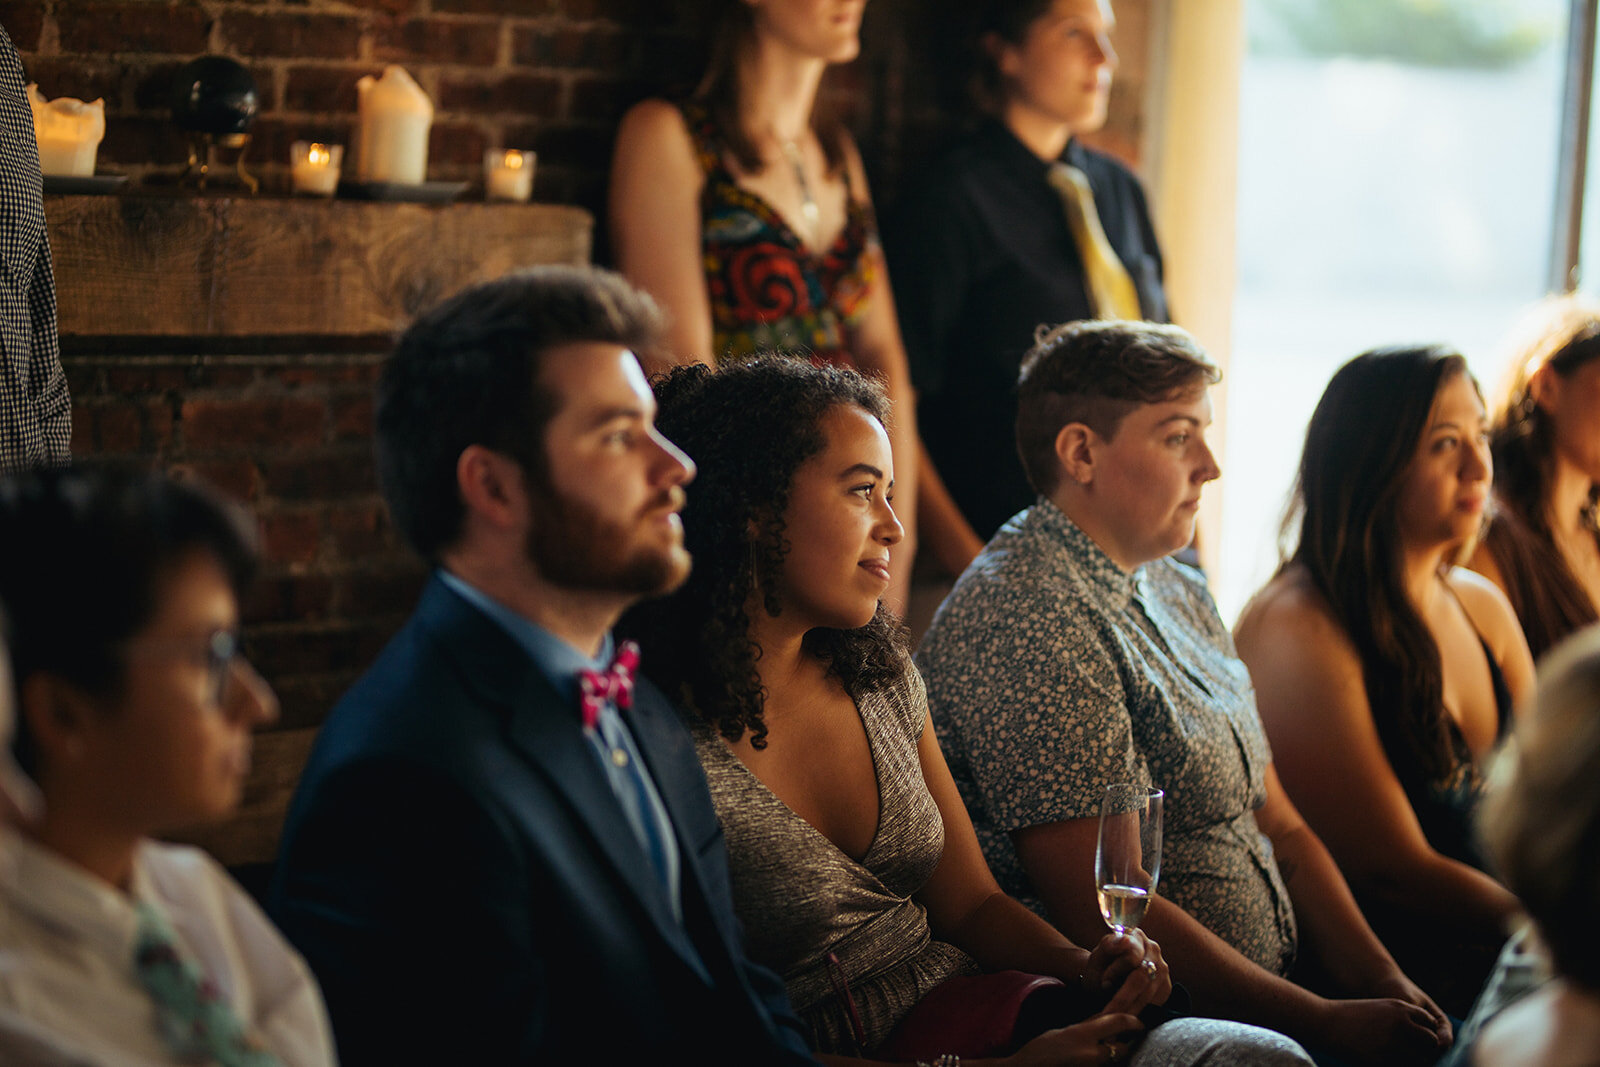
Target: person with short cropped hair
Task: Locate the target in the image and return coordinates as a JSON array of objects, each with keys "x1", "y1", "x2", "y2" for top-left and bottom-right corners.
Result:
[
  {"x1": 270, "y1": 265, "x2": 815, "y2": 1065},
  {"x1": 918, "y1": 320, "x2": 1453, "y2": 1063},
  {"x1": 0, "y1": 466, "x2": 333, "y2": 1067}
]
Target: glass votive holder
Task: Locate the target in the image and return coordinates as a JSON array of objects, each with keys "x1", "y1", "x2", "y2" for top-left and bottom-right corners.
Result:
[
  {"x1": 290, "y1": 141, "x2": 343, "y2": 196},
  {"x1": 483, "y1": 148, "x2": 535, "y2": 202}
]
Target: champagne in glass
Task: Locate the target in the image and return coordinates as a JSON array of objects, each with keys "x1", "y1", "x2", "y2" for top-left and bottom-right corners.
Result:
[{"x1": 1095, "y1": 782, "x2": 1163, "y2": 934}]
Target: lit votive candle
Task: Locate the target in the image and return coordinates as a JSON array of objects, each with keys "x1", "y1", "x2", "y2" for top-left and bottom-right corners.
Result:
[
  {"x1": 27, "y1": 84, "x2": 104, "y2": 177},
  {"x1": 484, "y1": 149, "x2": 534, "y2": 202},
  {"x1": 290, "y1": 141, "x2": 343, "y2": 196}
]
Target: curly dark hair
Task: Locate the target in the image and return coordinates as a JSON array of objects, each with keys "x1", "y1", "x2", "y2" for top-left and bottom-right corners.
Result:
[{"x1": 620, "y1": 356, "x2": 908, "y2": 749}]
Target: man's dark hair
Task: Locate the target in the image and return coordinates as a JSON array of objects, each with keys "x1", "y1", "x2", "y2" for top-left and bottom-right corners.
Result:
[
  {"x1": 375, "y1": 266, "x2": 664, "y2": 560},
  {"x1": 0, "y1": 464, "x2": 258, "y2": 774},
  {"x1": 1015, "y1": 319, "x2": 1220, "y2": 495}
]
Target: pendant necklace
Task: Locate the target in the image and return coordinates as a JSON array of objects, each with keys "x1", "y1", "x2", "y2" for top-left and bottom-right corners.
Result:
[{"x1": 780, "y1": 138, "x2": 821, "y2": 242}]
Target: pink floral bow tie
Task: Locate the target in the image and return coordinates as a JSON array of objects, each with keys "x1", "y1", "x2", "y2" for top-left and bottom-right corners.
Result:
[{"x1": 577, "y1": 640, "x2": 640, "y2": 730}]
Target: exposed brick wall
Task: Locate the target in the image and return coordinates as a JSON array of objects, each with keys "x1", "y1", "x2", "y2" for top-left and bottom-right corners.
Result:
[
  {"x1": 65, "y1": 347, "x2": 425, "y2": 736},
  {"x1": 3, "y1": 0, "x2": 710, "y2": 214},
  {"x1": 3, "y1": 0, "x2": 1152, "y2": 230}
]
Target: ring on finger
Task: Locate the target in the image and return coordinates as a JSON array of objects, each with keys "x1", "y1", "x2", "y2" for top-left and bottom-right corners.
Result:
[
  {"x1": 1106, "y1": 1044, "x2": 1124, "y2": 1063},
  {"x1": 1140, "y1": 958, "x2": 1158, "y2": 976}
]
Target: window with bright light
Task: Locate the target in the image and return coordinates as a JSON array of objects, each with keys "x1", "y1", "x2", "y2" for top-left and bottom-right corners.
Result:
[{"x1": 1218, "y1": 0, "x2": 1571, "y2": 621}]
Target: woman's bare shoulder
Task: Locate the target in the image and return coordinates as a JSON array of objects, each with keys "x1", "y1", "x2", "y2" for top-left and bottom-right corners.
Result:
[
  {"x1": 1235, "y1": 565, "x2": 1352, "y2": 658},
  {"x1": 1446, "y1": 566, "x2": 1523, "y2": 641},
  {"x1": 615, "y1": 98, "x2": 694, "y2": 152}
]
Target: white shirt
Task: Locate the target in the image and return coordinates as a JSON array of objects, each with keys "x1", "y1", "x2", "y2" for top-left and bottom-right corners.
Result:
[{"x1": 0, "y1": 829, "x2": 336, "y2": 1067}]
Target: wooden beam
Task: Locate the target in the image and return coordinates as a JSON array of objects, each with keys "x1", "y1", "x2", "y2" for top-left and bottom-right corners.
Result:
[{"x1": 46, "y1": 196, "x2": 593, "y2": 339}]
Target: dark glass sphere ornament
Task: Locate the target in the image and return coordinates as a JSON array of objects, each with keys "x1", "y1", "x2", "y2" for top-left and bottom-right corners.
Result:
[{"x1": 171, "y1": 56, "x2": 260, "y2": 193}]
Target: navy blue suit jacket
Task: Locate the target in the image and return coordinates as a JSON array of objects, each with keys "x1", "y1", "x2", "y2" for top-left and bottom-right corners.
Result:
[{"x1": 269, "y1": 576, "x2": 814, "y2": 1064}]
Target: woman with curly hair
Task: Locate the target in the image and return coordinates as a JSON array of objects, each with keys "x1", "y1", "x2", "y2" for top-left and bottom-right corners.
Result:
[
  {"x1": 1235, "y1": 346, "x2": 1534, "y2": 1016},
  {"x1": 624, "y1": 355, "x2": 1312, "y2": 1065},
  {"x1": 1467, "y1": 294, "x2": 1600, "y2": 661}
]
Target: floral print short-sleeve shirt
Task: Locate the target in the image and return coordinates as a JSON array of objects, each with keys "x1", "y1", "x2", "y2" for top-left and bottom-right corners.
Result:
[{"x1": 916, "y1": 500, "x2": 1298, "y2": 976}]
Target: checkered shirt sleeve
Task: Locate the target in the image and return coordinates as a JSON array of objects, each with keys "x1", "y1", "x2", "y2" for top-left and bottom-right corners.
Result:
[{"x1": 0, "y1": 24, "x2": 68, "y2": 474}]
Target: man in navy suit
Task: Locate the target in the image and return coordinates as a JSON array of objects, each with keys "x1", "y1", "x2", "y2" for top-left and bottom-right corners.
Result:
[{"x1": 269, "y1": 267, "x2": 816, "y2": 1064}]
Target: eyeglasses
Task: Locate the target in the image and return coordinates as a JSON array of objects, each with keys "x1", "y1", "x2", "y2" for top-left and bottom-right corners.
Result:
[
  {"x1": 202, "y1": 629, "x2": 241, "y2": 707},
  {"x1": 120, "y1": 627, "x2": 247, "y2": 709}
]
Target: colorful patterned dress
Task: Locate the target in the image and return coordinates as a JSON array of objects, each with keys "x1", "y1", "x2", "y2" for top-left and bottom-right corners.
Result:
[{"x1": 682, "y1": 102, "x2": 877, "y2": 368}]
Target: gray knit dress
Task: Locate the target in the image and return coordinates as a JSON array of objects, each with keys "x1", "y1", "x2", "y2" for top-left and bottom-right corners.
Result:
[{"x1": 693, "y1": 667, "x2": 978, "y2": 1054}]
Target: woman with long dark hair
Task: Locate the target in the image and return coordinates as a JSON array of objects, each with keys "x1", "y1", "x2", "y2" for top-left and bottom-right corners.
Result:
[
  {"x1": 609, "y1": 0, "x2": 924, "y2": 604},
  {"x1": 1235, "y1": 346, "x2": 1534, "y2": 1016},
  {"x1": 1467, "y1": 295, "x2": 1600, "y2": 661},
  {"x1": 624, "y1": 356, "x2": 1312, "y2": 1065}
]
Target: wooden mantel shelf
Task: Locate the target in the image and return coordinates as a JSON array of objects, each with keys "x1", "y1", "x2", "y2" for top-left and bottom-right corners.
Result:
[{"x1": 45, "y1": 195, "x2": 593, "y2": 339}]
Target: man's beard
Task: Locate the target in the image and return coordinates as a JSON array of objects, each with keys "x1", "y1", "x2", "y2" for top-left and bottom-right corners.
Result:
[{"x1": 524, "y1": 484, "x2": 690, "y2": 598}]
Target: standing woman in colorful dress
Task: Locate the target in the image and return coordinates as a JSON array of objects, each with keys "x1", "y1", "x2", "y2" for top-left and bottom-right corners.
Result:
[
  {"x1": 1467, "y1": 294, "x2": 1600, "y2": 661},
  {"x1": 608, "y1": 0, "x2": 921, "y2": 607}
]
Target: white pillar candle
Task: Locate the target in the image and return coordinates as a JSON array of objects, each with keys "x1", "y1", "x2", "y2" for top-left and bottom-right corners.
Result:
[
  {"x1": 27, "y1": 84, "x2": 104, "y2": 177},
  {"x1": 355, "y1": 66, "x2": 432, "y2": 185},
  {"x1": 290, "y1": 141, "x2": 342, "y2": 196},
  {"x1": 483, "y1": 149, "x2": 534, "y2": 202}
]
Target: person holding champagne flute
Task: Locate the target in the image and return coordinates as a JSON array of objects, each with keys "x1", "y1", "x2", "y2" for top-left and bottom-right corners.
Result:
[
  {"x1": 919, "y1": 321, "x2": 1453, "y2": 1064},
  {"x1": 624, "y1": 355, "x2": 1313, "y2": 1065}
]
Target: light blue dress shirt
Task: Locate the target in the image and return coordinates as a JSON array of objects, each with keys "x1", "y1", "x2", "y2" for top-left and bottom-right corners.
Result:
[{"x1": 437, "y1": 570, "x2": 686, "y2": 925}]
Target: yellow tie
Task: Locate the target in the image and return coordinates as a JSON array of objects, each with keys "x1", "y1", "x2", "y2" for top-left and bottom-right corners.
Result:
[{"x1": 1048, "y1": 162, "x2": 1144, "y2": 321}]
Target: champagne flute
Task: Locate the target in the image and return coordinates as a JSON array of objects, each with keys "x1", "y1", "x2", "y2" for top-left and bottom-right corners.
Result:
[{"x1": 1095, "y1": 782, "x2": 1163, "y2": 934}]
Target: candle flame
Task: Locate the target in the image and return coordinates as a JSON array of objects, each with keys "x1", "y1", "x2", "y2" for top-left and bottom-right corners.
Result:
[
  {"x1": 307, "y1": 143, "x2": 331, "y2": 166},
  {"x1": 502, "y1": 150, "x2": 524, "y2": 170}
]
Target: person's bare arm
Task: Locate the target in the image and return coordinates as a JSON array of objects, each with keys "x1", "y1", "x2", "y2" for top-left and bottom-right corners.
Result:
[
  {"x1": 608, "y1": 99, "x2": 714, "y2": 374},
  {"x1": 1236, "y1": 584, "x2": 1519, "y2": 939},
  {"x1": 915, "y1": 439, "x2": 987, "y2": 577}
]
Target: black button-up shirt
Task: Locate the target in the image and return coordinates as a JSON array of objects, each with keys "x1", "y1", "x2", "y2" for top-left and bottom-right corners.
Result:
[{"x1": 885, "y1": 120, "x2": 1166, "y2": 538}]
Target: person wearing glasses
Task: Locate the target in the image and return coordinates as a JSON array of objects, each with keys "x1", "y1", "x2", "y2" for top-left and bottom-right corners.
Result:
[{"x1": 0, "y1": 466, "x2": 336, "y2": 1067}]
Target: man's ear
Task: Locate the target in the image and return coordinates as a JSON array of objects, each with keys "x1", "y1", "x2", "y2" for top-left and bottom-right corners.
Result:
[
  {"x1": 1054, "y1": 423, "x2": 1098, "y2": 487},
  {"x1": 456, "y1": 445, "x2": 526, "y2": 531},
  {"x1": 18, "y1": 673, "x2": 96, "y2": 772}
]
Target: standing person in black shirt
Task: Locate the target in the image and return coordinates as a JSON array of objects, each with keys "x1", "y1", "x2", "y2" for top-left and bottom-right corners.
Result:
[{"x1": 886, "y1": 0, "x2": 1166, "y2": 560}]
